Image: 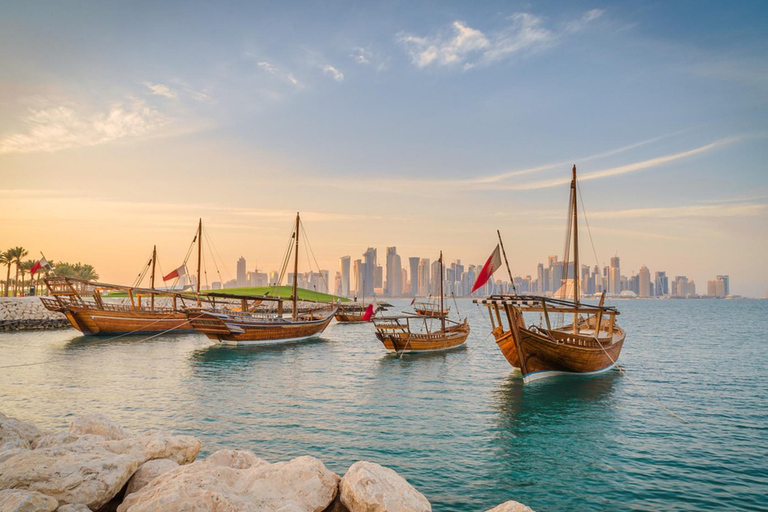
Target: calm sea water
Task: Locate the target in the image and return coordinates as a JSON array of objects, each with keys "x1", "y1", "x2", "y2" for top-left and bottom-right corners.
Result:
[{"x1": 1, "y1": 299, "x2": 767, "y2": 511}]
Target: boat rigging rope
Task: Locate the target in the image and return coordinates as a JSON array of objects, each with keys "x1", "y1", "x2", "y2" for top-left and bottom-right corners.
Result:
[
  {"x1": 277, "y1": 219, "x2": 295, "y2": 285},
  {"x1": 299, "y1": 219, "x2": 330, "y2": 294},
  {"x1": 202, "y1": 227, "x2": 232, "y2": 285},
  {"x1": 577, "y1": 182, "x2": 602, "y2": 271}
]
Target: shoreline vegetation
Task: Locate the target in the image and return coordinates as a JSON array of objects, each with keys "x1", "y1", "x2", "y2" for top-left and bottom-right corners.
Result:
[{"x1": 0, "y1": 412, "x2": 534, "y2": 512}]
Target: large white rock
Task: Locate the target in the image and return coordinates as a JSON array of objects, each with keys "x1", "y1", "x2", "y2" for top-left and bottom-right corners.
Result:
[
  {"x1": 0, "y1": 430, "x2": 201, "y2": 510},
  {"x1": 117, "y1": 455, "x2": 340, "y2": 512},
  {"x1": 0, "y1": 412, "x2": 45, "y2": 452},
  {"x1": 69, "y1": 414, "x2": 131, "y2": 441},
  {"x1": 340, "y1": 461, "x2": 431, "y2": 512},
  {"x1": 204, "y1": 449, "x2": 267, "y2": 469},
  {"x1": 0, "y1": 489, "x2": 58, "y2": 512},
  {"x1": 485, "y1": 501, "x2": 536, "y2": 512},
  {"x1": 124, "y1": 459, "x2": 179, "y2": 497},
  {"x1": 55, "y1": 505, "x2": 92, "y2": 512}
]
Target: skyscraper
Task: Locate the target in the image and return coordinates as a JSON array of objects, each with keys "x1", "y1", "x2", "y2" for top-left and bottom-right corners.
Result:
[
  {"x1": 654, "y1": 271, "x2": 668, "y2": 297},
  {"x1": 385, "y1": 247, "x2": 402, "y2": 297},
  {"x1": 418, "y1": 258, "x2": 430, "y2": 296},
  {"x1": 638, "y1": 265, "x2": 650, "y2": 297},
  {"x1": 236, "y1": 257, "x2": 246, "y2": 287},
  {"x1": 716, "y1": 275, "x2": 730, "y2": 297},
  {"x1": 609, "y1": 256, "x2": 621, "y2": 295},
  {"x1": 363, "y1": 248, "x2": 376, "y2": 297},
  {"x1": 339, "y1": 256, "x2": 350, "y2": 297},
  {"x1": 409, "y1": 257, "x2": 420, "y2": 298}
]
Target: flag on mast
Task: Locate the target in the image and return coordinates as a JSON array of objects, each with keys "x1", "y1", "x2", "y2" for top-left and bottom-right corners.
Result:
[
  {"x1": 471, "y1": 245, "x2": 502, "y2": 293},
  {"x1": 30, "y1": 258, "x2": 48, "y2": 276},
  {"x1": 362, "y1": 303, "x2": 375, "y2": 321},
  {"x1": 163, "y1": 265, "x2": 187, "y2": 282}
]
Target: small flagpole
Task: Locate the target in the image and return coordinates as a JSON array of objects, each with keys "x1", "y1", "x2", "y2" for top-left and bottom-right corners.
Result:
[{"x1": 496, "y1": 230, "x2": 517, "y2": 296}]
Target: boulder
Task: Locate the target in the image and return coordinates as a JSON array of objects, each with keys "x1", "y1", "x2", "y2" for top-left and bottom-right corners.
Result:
[
  {"x1": 0, "y1": 489, "x2": 58, "y2": 512},
  {"x1": 0, "y1": 412, "x2": 45, "y2": 452},
  {"x1": 124, "y1": 459, "x2": 179, "y2": 497},
  {"x1": 69, "y1": 414, "x2": 131, "y2": 441},
  {"x1": 340, "y1": 461, "x2": 431, "y2": 512},
  {"x1": 204, "y1": 449, "x2": 267, "y2": 470},
  {"x1": 485, "y1": 501, "x2": 535, "y2": 512},
  {"x1": 56, "y1": 505, "x2": 91, "y2": 512},
  {"x1": 0, "y1": 430, "x2": 201, "y2": 510},
  {"x1": 118, "y1": 455, "x2": 339, "y2": 512}
]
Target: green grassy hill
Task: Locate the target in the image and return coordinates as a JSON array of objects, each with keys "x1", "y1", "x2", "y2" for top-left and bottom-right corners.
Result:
[{"x1": 210, "y1": 286, "x2": 348, "y2": 302}]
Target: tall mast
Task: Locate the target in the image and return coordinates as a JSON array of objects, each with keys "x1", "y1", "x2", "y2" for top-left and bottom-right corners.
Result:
[
  {"x1": 292, "y1": 212, "x2": 300, "y2": 321},
  {"x1": 572, "y1": 165, "x2": 580, "y2": 334},
  {"x1": 196, "y1": 218, "x2": 202, "y2": 293},
  {"x1": 150, "y1": 245, "x2": 156, "y2": 310},
  {"x1": 439, "y1": 251, "x2": 445, "y2": 332}
]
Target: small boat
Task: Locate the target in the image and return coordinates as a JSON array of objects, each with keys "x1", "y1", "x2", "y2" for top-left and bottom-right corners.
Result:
[
  {"x1": 413, "y1": 298, "x2": 449, "y2": 318},
  {"x1": 334, "y1": 302, "x2": 385, "y2": 323},
  {"x1": 41, "y1": 223, "x2": 208, "y2": 336},
  {"x1": 185, "y1": 213, "x2": 337, "y2": 345},
  {"x1": 374, "y1": 251, "x2": 469, "y2": 353},
  {"x1": 474, "y1": 166, "x2": 626, "y2": 383}
]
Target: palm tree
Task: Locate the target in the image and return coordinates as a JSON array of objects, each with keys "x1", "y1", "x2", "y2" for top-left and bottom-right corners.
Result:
[
  {"x1": 75, "y1": 264, "x2": 99, "y2": 282},
  {"x1": 19, "y1": 260, "x2": 35, "y2": 296},
  {"x1": 6, "y1": 247, "x2": 28, "y2": 297},
  {"x1": 0, "y1": 251, "x2": 12, "y2": 297}
]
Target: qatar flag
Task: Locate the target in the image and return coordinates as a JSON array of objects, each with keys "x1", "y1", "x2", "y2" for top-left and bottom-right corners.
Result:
[
  {"x1": 30, "y1": 258, "x2": 48, "y2": 276},
  {"x1": 163, "y1": 265, "x2": 187, "y2": 282},
  {"x1": 471, "y1": 245, "x2": 502, "y2": 294},
  {"x1": 362, "y1": 304, "x2": 375, "y2": 321}
]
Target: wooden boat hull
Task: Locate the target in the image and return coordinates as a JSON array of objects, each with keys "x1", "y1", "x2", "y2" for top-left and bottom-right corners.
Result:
[
  {"x1": 186, "y1": 309, "x2": 336, "y2": 345},
  {"x1": 40, "y1": 299, "x2": 192, "y2": 336},
  {"x1": 414, "y1": 309, "x2": 449, "y2": 318},
  {"x1": 334, "y1": 311, "x2": 367, "y2": 323},
  {"x1": 375, "y1": 324, "x2": 469, "y2": 353},
  {"x1": 496, "y1": 325, "x2": 625, "y2": 383}
]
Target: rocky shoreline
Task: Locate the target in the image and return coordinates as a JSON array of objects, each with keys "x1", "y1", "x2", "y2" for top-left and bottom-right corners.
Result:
[
  {"x1": 0, "y1": 298, "x2": 69, "y2": 331},
  {"x1": 0, "y1": 412, "x2": 534, "y2": 512}
]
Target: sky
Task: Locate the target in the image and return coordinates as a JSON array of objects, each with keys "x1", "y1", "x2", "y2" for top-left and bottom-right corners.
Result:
[{"x1": 0, "y1": 0, "x2": 767, "y2": 296}]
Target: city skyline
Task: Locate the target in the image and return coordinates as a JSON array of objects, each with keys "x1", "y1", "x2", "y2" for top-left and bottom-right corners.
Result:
[{"x1": 1, "y1": 1, "x2": 766, "y2": 296}]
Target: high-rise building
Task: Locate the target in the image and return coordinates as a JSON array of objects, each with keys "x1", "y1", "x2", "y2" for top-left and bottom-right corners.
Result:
[
  {"x1": 716, "y1": 275, "x2": 730, "y2": 297},
  {"x1": 418, "y1": 258, "x2": 430, "y2": 296},
  {"x1": 334, "y1": 271, "x2": 342, "y2": 296},
  {"x1": 430, "y1": 259, "x2": 442, "y2": 296},
  {"x1": 409, "y1": 257, "x2": 420, "y2": 297},
  {"x1": 707, "y1": 280, "x2": 717, "y2": 297},
  {"x1": 536, "y1": 263, "x2": 545, "y2": 293},
  {"x1": 654, "y1": 271, "x2": 668, "y2": 296},
  {"x1": 236, "y1": 257, "x2": 246, "y2": 287},
  {"x1": 363, "y1": 248, "x2": 376, "y2": 297},
  {"x1": 385, "y1": 247, "x2": 402, "y2": 297},
  {"x1": 353, "y1": 259, "x2": 365, "y2": 298},
  {"x1": 339, "y1": 256, "x2": 350, "y2": 297},
  {"x1": 609, "y1": 256, "x2": 621, "y2": 294},
  {"x1": 638, "y1": 265, "x2": 651, "y2": 297}
]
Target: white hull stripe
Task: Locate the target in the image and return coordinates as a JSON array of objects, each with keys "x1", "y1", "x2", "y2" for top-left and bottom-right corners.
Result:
[{"x1": 523, "y1": 362, "x2": 617, "y2": 384}]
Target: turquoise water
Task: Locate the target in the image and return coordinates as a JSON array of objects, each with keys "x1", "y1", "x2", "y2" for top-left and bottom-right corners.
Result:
[{"x1": 1, "y1": 299, "x2": 767, "y2": 511}]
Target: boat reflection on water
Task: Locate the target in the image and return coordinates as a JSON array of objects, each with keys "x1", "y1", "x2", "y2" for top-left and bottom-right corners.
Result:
[
  {"x1": 489, "y1": 371, "x2": 622, "y2": 507},
  {"x1": 188, "y1": 338, "x2": 329, "y2": 375}
]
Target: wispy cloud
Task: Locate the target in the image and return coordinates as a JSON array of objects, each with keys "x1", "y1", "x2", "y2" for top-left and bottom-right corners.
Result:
[
  {"x1": 349, "y1": 47, "x2": 389, "y2": 71},
  {"x1": 143, "y1": 82, "x2": 177, "y2": 99},
  {"x1": 0, "y1": 100, "x2": 169, "y2": 154},
  {"x1": 255, "y1": 60, "x2": 303, "y2": 88},
  {"x1": 397, "y1": 10, "x2": 602, "y2": 70},
  {"x1": 484, "y1": 137, "x2": 741, "y2": 190},
  {"x1": 589, "y1": 203, "x2": 768, "y2": 219},
  {"x1": 322, "y1": 64, "x2": 344, "y2": 82}
]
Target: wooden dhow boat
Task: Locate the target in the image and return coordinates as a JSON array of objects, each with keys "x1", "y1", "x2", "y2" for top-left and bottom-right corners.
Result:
[
  {"x1": 41, "y1": 223, "x2": 207, "y2": 336},
  {"x1": 474, "y1": 166, "x2": 626, "y2": 383},
  {"x1": 185, "y1": 213, "x2": 337, "y2": 345},
  {"x1": 374, "y1": 252, "x2": 469, "y2": 354},
  {"x1": 413, "y1": 298, "x2": 449, "y2": 318},
  {"x1": 334, "y1": 302, "x2": 385, "y2": 323}
]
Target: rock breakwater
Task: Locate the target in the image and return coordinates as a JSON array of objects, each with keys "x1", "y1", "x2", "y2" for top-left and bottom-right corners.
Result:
[
  {"x1": 0, "y1": 298, "x2": 69, "y2": 331},
  {"x1": 0, "y1": 412, "x2": 535, "y2": 511}
]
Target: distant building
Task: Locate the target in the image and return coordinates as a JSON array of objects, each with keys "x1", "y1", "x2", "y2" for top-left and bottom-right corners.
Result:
[
  {"x1": 339, "y1": 256, "x2": 350, "y2": 297},
  {"x1": 409, "y1": 257, "x2": 420, "y2": 297},
  {"x1": 654, "y1": 271, "x2": 668, "y2": 297},
  {"x1": 716, "y1": 275, "x2": 730, "y2": 297},
  {"x1": 236, "y1": 257, "x2": 246, "y2": 287},
  {"x1": 609, "y1": 256, "x2": 621, "y2": 295},
  {"x1": 385, "y1": 247, "x2": 402, "y2": 297},
  {"x1": 638, "y1": 265, "x2": 651, "y2": 297},
  {"x1": 418, "y1": 258, "x2": 430, "y2": 296},
  {"x1": 363, "y1": 248, "x2": 376, "y2": 297}
]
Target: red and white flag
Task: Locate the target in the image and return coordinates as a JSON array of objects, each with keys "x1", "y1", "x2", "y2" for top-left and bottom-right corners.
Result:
[
  {"x1": 163, "y1": 265, "x2": 187, "y2": 282},
  {"x1": 362, "y1": 303, "x2": 375, "y2": 321},
  {"x1": 30, "y1": 258, "x2": 48, "y2": 276},
  {"x1": 471, "y1": 245, "x2": 502, "y2": 294}
]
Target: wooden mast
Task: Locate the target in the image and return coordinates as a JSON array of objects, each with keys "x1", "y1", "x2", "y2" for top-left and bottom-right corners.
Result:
[
  {"x1": 497, "y1": 230, "x2": 517, "y2": 296},
  {"x1": 571, "y1": 165, "x2": 580, "y2": 334},
  {"x1": 292, "y1": 212, "x2": 300, "y2": 321},
  {"x1": 196, "y1": 219, "x2": 202, "y2": 294},
  {"x1": 439, "y1": 251, "x2": 445, "y2": 332},
  {"x1": 150, "y1": 245, "x2": 156, "y2": 310}
]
